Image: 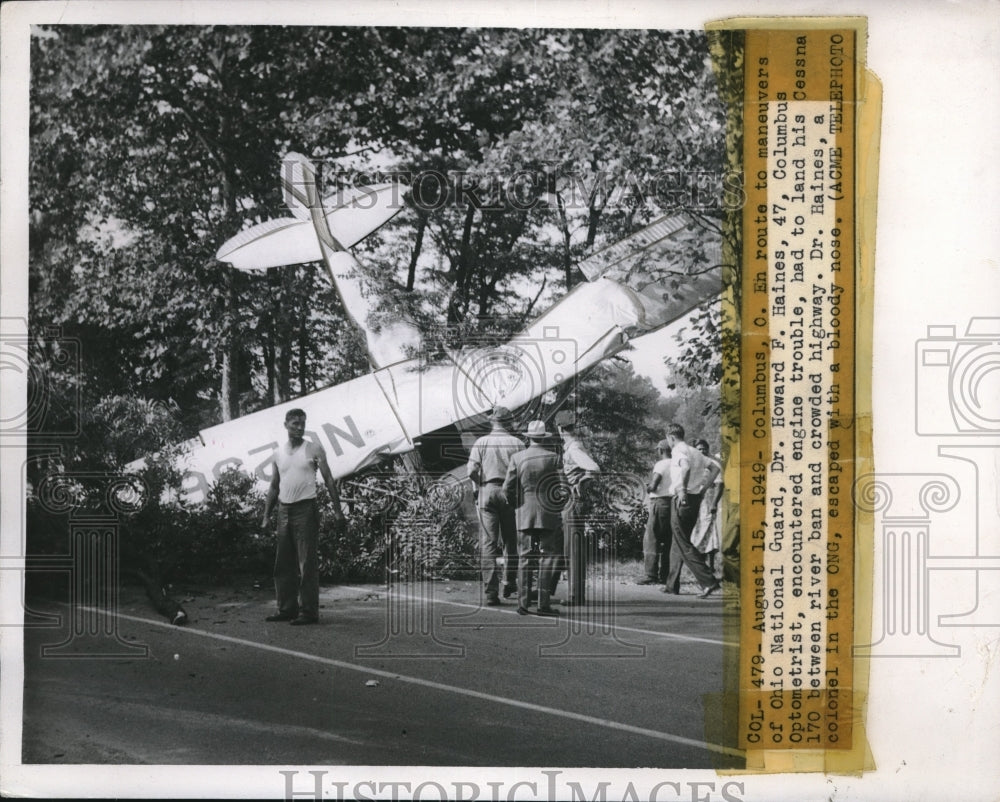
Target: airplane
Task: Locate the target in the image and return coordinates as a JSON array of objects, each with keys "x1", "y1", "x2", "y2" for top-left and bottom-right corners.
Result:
[{"x1": 156, "y1": 152, "x2": 723, "y2": 505}]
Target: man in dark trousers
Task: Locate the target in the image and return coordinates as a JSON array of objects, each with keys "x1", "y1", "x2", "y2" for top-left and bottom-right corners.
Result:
[
  {"x1": 662, "y1": 423, "x2": 721, "y2": 598},
  {"x1": 639, "y1": 439, "x2": 673, "y2": 586},
  {"x1": 503, "y1": 420, "x2": 565, "y2": 616},
  {"x1": 552, "y1": 410, "x2": 600, "y2": 605},
  {"x1": 262, "y1": 408, "x2": 345, "y2": 625},
  {"x1": 467, "y1": 405, "x2": 524, "y2": 605}
]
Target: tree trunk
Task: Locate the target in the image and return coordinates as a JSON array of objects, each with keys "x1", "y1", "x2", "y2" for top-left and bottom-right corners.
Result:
[
  {"x1": 447, "y1": 204, "x2": 477, "y2": 325},
  {"x1": 216, "y1": 88, "x2": 241, "y2": 422},
  {"x1": 406, "y1": 210, "x2": 427, "y2": 292},
  {"x1": 555, "y1": 191, "x2": 574, "y2": 290},
  {"x1": 298, "y1": 281, "x2": 310, "y2": 396},
  {"x1": 264, "y1": 334, "x2": 276, "y2": 405},
  {"x1": 220, "y1": 273, "x2": 240, "y2": 421}
]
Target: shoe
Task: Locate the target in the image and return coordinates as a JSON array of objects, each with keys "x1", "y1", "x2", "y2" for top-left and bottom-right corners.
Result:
[
  {"x1": 290, "y1": 615, "x2": 319, "y2": 625},
  {"x1": 699, "y1": 583, "x2": 722, "y2": 599},
  {"x1": 536, "y1": 607, "x2": 560, "y2": 617},
  {"x1": 660, "y1": 586, "x2": 677, "y2": 595},
  {"x1": 502, "y1": 584, "x2": 516, "y2": 599},
  {"x1": 265, "y1": 612, "x2": 297, "y2": 622},
  {"x1": 516, "y1": 606, "x2": 530, "y2": 616},
  {"x1": 486, "y1": 596, "x2": 502, "y2": 607},
  {"x1": 636, "y1": 578, "x2": 658, "y2": 585}
]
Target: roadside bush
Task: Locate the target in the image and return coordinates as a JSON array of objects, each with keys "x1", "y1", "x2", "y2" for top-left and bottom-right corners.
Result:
[
  {"x1": 590, "y1": 498, "x2": 647, "y2": 563},
  {"x1": 188, "y1": 469, "x2": 270, "y2": 582},
  {"x1": 26, "y1": 394, "x2": 475, "y2": 590},
  {"x1": 317, "y1": 472, "x2": 476, "y2": 583},
  {"x1": 389, "y1": 483, "x2": 477, "y2": 581},
  {"x1": 316, "y1": 485, "x2": 387, "y2": 583}
]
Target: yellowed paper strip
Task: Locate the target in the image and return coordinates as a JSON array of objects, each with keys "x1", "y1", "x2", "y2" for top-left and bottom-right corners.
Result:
[{"x1": 708, "y1": 15, "x2": 878, "y2": 774}]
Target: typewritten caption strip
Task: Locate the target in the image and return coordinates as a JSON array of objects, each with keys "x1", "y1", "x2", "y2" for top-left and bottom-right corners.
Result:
[{"x1": 709, "y1": 17, "x2": 878, "y2": 774}]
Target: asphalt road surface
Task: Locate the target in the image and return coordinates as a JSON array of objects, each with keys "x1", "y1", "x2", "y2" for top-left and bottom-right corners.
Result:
[{"x1": 20, "y1": 578, "x2": 743, "y2": 769}]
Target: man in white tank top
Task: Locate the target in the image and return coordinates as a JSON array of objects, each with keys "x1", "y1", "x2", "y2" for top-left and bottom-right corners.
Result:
[{"x1": 262, "y1": 409, "x2": 345, "y2": 624}]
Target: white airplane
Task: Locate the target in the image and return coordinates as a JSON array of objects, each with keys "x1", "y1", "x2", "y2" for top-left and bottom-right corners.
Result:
[{"x1": 166, "y1": 153, "x2": 722, "y2": 504}]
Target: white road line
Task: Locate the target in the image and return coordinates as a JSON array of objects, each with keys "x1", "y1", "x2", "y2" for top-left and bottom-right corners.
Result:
[
  {"x1": 394, "y1": 592, "x2": 740, "y2": 648},
  {"x1": 94, "y1": 608, "x2": 744, "y2": 760}
]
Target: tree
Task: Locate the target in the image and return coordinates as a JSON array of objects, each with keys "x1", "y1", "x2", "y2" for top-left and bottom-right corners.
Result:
[
  {"x1": 30, "y1": 26, "x2": 375, "y2": 431},
  {"x1": 29, "y1": 25, "x2": 729, "y2": 450}
]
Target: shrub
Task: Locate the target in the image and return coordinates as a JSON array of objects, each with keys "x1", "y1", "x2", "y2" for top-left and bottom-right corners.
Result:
[
  {"x1": 188, "y1": 469, "x2": 270, "y2": 582},
  {"x1": 317, "y1": 472, "x2": 476, "y2": 583},
  {"x1": 25, "y1": 394, "x2": 475, "y2": 589},
  {"x1": 389, "y1": 482, "x2": 477, "y2": 581}
]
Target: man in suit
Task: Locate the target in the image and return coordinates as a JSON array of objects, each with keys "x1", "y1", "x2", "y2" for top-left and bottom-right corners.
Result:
[
  {"x1": 467, "y1": 405, "x2": 524, "y2": 605},
  {"x1": 503, "y1": 420, "x2": 564, "y2": 616}
]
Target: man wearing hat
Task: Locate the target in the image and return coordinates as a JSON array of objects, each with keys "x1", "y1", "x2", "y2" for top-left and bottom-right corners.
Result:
[
  {"x1": 503, "y1": 420, "x2": 565, "y2": 616},
  {"x1": 639, "y1": 439, "x2": 673, "y2": 586},
  {"x1": 553, "y1": 409, "x2": 600, "y2": 605},
  {"x1": 467, "y1": 405, "x2": 524, "y2": 605}
]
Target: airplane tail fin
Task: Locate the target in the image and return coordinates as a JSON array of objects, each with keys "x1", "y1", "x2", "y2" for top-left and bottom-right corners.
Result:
[
  {"x1": 280, "y1": 152, "x2": 319, "y2": 223},
  {"x1": 282, "y1": 152, "x2": 422, "y2": 368}
]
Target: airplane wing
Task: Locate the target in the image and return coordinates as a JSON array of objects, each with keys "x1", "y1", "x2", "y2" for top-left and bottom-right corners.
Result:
[{"x1": 215, "y1": 182, "x2": 406, "y2": 270}]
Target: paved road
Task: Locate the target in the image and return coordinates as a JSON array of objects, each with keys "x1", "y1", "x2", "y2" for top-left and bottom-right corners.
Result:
[{"x1": 21, "y1": 579, "x2": 742, "y2": 769}]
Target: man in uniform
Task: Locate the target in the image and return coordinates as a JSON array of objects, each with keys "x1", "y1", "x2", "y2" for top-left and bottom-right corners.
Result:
[
  {"x1": 467, "y1": 405, "x2": 524, "y2": 605},
  {"x1": 552, "y1": 410, "x2": 600, "y2": 605},
  {"x1": 503, "y1": 420, "x2": 564, "y2": 616},
  {"x1": 662, "y1": 423, "x2": 721, "y2": 598},
  {"x1": 262, "y1": 408, "x2": 346, "y2": 625}
]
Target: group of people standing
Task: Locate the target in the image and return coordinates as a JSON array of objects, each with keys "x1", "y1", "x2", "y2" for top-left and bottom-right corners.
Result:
[
  {"x1": 261, "y1": 407, "x2": 723, "y2": 626},
  {"x1": 466, "y1": 406, "x2": 599, "y2": 616},
  {"x1": 640, "y1": 423, "x2": 723, "y2": 598}
]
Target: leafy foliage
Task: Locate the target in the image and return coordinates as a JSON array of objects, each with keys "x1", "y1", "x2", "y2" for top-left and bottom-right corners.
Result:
[
  {"x1": 27, "y1": 26, "x2": 730, "y2": 585},
  {"x1": 30, "y1": 25, "x2": 727, "y2": 430}
]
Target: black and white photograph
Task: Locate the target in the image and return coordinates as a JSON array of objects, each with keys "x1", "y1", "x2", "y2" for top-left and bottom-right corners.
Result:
[
  {"x1": 14, "y1": 6, "x2": 739, "y2": 779},
  {"x1": 2, "y1": 2, "x2": 999, "y2": 801}
]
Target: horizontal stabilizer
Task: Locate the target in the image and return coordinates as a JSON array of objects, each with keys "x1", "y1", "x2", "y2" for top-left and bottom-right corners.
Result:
[{"x1": 216, "y1": 183, "x2": 407, "y2": 270}]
